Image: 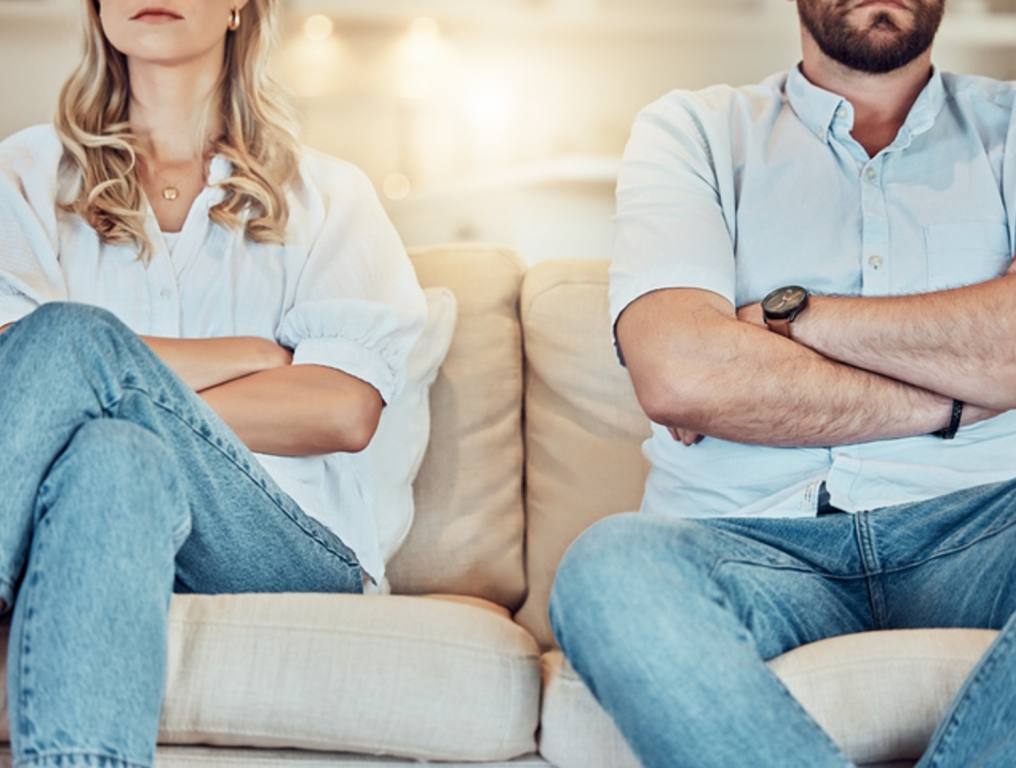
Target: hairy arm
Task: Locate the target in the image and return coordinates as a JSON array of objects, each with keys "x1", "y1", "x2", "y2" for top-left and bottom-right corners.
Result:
[
  {"x1": 618, "y1": 288, "x2": 995, "y2": 448},
  {"x1": 749, "y1": 272, "x2": 1016, "y2": 411},
  {"x1": 199, "y1": 364, "x2": 383, "y2": 456}
]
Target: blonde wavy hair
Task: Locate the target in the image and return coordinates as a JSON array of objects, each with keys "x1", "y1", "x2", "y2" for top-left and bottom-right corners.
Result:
[{"x1": 56, "y1": 0, "x2": 301, "y2": 262}]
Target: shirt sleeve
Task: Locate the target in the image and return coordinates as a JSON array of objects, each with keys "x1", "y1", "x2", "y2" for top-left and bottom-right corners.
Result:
[
  {"x1": 609, "y1": 94, "x2": 737, "y2": 364},
  {"x1": 0, "y1": 157, "x2": 67, "y2": 327},
  {"x1": 276, "y1": 164, "x2": 426, "y2": 405}
]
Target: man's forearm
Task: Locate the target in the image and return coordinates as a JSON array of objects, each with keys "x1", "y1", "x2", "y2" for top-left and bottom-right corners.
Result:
[
  {"x1": 665, "y1": 327, "x2": 961, "y2": 447},
  {"x1": 199, "y1": 364, "x2": 382, "y2": 456},
  {"x1": 787, "y1": 274, "x2": 1016, "y2": 409},
  {"x1": 619, "y1": 289, "x2": 987, "y2": 448},
  {"x1": 141, "y1": 335, "x2": 290, "y2": 392}
]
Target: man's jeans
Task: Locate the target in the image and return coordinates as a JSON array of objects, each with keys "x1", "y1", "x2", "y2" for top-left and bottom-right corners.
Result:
[
  {"x1": 550, "y1": 478, "x2": 1016, "y2": 768},
  {"x1": 0, "y1": 302, "x2": 364, "y2": 768}
]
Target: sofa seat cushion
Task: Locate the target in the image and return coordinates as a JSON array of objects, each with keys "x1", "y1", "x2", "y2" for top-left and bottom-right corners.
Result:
[
  {"x1": 539, "y1": 629, "x2": 998, "y2": 767},
  {"x1": 0, "y1": 594, "x2": 541, "y2": 762}
]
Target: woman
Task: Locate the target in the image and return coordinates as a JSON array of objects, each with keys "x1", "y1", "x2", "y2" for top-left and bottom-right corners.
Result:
[{"x1": 0, "y1": 1, "x2": 426, "y2": 765}]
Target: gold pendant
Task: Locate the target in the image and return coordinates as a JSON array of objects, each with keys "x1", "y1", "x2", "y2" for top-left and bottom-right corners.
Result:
[{"x1": 162, "y1": 186, "x2": 179, "y2": 201}]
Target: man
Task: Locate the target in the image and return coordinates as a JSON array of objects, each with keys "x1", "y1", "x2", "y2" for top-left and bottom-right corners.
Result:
[{"x1": 549, "y1": 1, "x2": 1016, "y2": 766}]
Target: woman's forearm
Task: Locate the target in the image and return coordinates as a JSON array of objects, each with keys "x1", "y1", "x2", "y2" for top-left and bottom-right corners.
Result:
[
  {"x1": 4, "y1": 322, "x2": 288, "y2": 391},
  {"x1": 199, "y1": 364, "x2": 383, "y2": 456},
  {"x1": 141, "y1": 335, "x2": 292, "y2": 391}
]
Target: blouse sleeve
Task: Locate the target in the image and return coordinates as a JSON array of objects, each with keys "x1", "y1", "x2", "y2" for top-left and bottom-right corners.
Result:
[
  {"x1": 0, "y1": 137, "x2": 68, "y2": 327},
  {"x1": 276, "y1": 163, "x2": 426, "y2": 405}
]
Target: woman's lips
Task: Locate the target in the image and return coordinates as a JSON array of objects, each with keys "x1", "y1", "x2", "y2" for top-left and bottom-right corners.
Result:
[{"x1": 131, "y1": 9, "x2": 183, "y2": 23}]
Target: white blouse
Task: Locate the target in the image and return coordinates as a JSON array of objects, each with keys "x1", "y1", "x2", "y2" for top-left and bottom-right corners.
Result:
[{"x1": 0, "y1": 124, "x2": 427, "y2": 588}]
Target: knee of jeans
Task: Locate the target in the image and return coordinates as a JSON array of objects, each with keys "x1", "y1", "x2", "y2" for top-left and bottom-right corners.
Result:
[
  {"x1": 44, "y1": 420, "x2": 190, "y2": 541},
  {"x1": 550, "y1": 513, "x2": 645, "y2": 637},
  {"x1": 549, "y1": 513, "x2": 718, "y2": 647},
  {"x1": 21, "y1": 301, "x2": 130, "y2": 346}
]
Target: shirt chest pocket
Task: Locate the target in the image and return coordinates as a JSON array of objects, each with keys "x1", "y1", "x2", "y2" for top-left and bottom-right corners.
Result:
[{"x1": 923, "y1": 221, "x2": 1010, "y2": 291}]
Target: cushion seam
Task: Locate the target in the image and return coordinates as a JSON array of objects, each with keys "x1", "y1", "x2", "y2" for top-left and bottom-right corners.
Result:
[{"x1": 169, "y1": 617, "x2": 539, "y2": 657}]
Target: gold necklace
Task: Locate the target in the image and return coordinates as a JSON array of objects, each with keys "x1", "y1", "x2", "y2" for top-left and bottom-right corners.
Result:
[{"x1": 145, "y1": 157, "x2": 204, "y2": 202}]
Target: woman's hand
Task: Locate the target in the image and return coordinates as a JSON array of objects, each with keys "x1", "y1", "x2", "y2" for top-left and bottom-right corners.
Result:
[{"x1": 257, "y1": 337, "x2": 293, "y2": 371}]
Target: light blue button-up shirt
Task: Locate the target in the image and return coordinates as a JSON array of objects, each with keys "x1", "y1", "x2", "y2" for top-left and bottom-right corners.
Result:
[{"x1": 610, "y1": 65, "x2": 1016, "y2": 519}]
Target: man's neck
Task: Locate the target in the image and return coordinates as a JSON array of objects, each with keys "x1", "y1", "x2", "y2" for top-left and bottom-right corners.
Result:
[
  {"x1": 127, "y1": 45, "x2": 225, "y2": 166},
  {"x1": 799, "y1": 34, "x2": 933, "y2": 158}
]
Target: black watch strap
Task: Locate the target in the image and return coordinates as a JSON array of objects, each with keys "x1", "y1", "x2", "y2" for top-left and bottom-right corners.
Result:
[{"x1": 934, "y1": 400, "x2": 964, "y2": 440}]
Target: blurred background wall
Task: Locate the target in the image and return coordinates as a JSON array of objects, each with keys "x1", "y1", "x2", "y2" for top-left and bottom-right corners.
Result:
[{"x1": 2, "y1": 0, "x2": 1016, "y2": 263}]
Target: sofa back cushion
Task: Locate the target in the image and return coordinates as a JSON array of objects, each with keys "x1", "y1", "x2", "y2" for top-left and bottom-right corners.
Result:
[
  {"x1": 515, "y1": 259, "x2": 651, "y2": 648},
  {"x1": 389, "y1": 246, "x2": 527, "y2": 610}
]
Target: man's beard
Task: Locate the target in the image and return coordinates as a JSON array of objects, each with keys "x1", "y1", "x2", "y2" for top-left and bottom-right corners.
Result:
[{"x1": 797, "y1": 1, "x2": 945, "y2": 74}]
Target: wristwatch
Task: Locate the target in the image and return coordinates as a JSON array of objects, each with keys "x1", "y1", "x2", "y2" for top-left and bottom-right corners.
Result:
[{"x1": 762, "y1": 286, "x2": 810, "y2": 339}]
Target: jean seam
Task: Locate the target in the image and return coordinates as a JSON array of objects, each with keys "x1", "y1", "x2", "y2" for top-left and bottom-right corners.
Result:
[
  {"x1": 14, "y1": 507, "x2": 45, "y2": 748},
  {"x1": 709, "y1": 558, "x2": 869, "y2": 582},
  {"x1": 875, "y1": 515, "x2": 1016, "y2": 576},
  {"x1": 120, "y1": 384, "x2": 361, "y2": 572},
  {"x1": 710, "y1": 584, "x2": 851, "y2": 766},
  {"x1": 854, "y1": 512, "x2": 888, "y2": 630},
  {"x1": 14, "y1": 750, "x2": 150, "y2": 768},
  {"x1": 924, "y1": 621, "x2": 1015, "y2": 768}
]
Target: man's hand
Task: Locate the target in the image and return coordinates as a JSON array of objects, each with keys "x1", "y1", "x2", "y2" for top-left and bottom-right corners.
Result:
[
  {"x1": 737, "y1": 302, "x2": 765, "y2": 329},
  {"x1": 668, "y1": 426, "x2": 705, "y2": 446},
  {"x1": 0, "y1": 322, "x2": 11, "y2": 334}
]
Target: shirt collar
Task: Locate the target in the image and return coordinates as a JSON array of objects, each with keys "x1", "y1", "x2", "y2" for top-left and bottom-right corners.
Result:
[
  {"x1": 207, "y1": 154, "x2": 232, "y2": 189},
  {"x1": 785, "y1": 63, "x2": 946, "y2": 143}
]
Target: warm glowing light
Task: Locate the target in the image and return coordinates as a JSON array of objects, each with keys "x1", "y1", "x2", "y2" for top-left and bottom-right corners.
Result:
[
  {"x1": 409, "y1": 17, "x2": 440, "y2": 39},
  {"x1": 466, "y1": 70, "x2": 516, "y2": 154},
  {"x1": 277, "y1": 28, "x2": 347, "y2": 98},
  {"x1": 396, "y1": 17, "x2": 452, "y2": 101},
  {"x1": 383, "y1": 173, "x2": 412, "y2": 201},
  {"x1": 304, "y1": 14, "x2": 334, "y2": 41}
]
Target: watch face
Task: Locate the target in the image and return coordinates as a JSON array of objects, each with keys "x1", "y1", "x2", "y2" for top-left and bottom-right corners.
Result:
[{"x1": 763, "y1": 286, "x2": 807, "y2": 317}]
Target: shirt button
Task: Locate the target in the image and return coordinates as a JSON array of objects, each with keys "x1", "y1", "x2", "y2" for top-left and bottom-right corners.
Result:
[
  {"x1": 836, "y1": 106, "x2": 848, "y2": 120},
  {"x1": 160, "y1": 288, "x2": 172, "y2": 300},
  {"x1": 868, "y1": 254, "x2": 884, "y2": 270},
  {"x1": 864, "y1": 167, "x2": 878, "y2": 183}
]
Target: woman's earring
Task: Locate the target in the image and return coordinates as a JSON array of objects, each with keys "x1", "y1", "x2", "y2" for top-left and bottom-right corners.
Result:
[{"x1": 228, "y1": 7, "x2": 241, "y2": 31}]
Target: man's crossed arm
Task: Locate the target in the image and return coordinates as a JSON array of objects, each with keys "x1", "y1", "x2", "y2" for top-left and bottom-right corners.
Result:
[
  {"x1": 738, "y1": 268, "x2": 1016, "y2": 411},
  {"x1": 615, "y1": 271, "x2": 1011, "y2": 449}
]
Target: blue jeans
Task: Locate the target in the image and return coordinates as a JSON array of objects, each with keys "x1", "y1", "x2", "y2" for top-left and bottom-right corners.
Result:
[
  {"x1": 550, "y1": 479, "x2": 1016, "y2": 768},
  {"x1": 0, "y1": 302, "x2": 364, "y2": 768}
]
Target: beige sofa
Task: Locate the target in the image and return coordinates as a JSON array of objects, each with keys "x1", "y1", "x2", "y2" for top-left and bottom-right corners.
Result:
[{"x1": 0, "y1": 246, "x2": 999, "y2": 767}]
